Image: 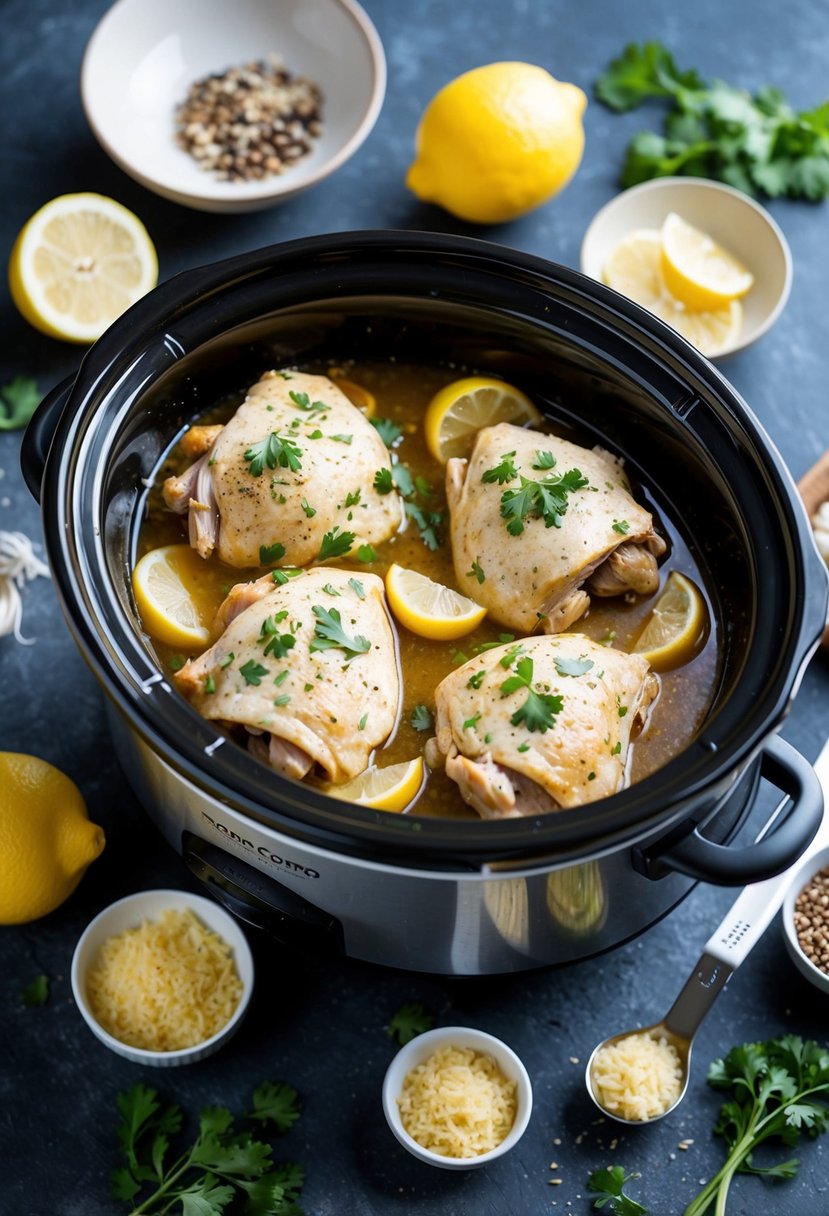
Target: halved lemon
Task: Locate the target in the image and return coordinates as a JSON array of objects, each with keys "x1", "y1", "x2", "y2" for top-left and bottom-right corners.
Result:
[
  {"x1": 8, "y1": 193, "x2": 158, "y2": 344},
  {"x1": 632, "y1": 570, "x2": 708, "y2": 672},
  {"x1": 331, "y1": 376, "x2": 376, "y2": 417},
  {"x1": 385, "y1": 563, "x2": 487, "y2": 640},
  {"x1": 327, "y1": 757, "x2": 424, "y2": 812},
  {"x1": 603, "y1": 230, "x2": 743, "y2": 358},
  {"x1": 424, "y1": 375, "x2": 543, "y2": 463},
  {"x1": 660, "y1": 212, "x2": 754, "y2": 311},
  {"x1": 132, "y1": 545, "x2": 212, "y2": 650}
]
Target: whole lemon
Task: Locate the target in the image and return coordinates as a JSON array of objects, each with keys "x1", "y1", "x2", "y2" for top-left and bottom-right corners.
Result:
[
  {"x1": 406, "y1": 62, "x2": 586, "y2": 224},
  {"x1": 0, "y1": 752, "x2": 105, "y2": 924}
]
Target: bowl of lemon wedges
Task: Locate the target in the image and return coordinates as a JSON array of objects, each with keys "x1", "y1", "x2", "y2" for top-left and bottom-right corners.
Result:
[{"x1": 580, "y1": 176, "x2": 792, "y2": 358}]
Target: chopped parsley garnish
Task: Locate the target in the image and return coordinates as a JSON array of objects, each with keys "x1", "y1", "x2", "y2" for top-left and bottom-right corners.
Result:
[
  {"x1": 410, "y1": 704, "x2": 434, "y2": 732},
  {"x1": 301, "y1": 498, "x2": 317, "y2": 518},
  {"x1": 345, "y1": 489, "x2": 361, "y2": 508},
  {"x1": 259, "y1": 615, "x2": 296, "y2": 660},
  {"x1": 500, "y1": 656, "x2": 564, "y2": 733},
  {"x1": 220, "y1": 652, "x2": 235, "y2": 669},
  {"x1": 612, "y1": 519, "x2": 630, "y2": 534},
  {"x1": 611, "y1": 740, "x2": 622, "y2": 755},
  {"x1": 532, "y1": 449, "x2": 556, "y2": 470},
  {"x1": 588, "y1": 771, "x2": 596, "y2": 780},
  {"x1": 203, "y1": 674, "x2": 216, "y2": 694},
  {"x1": 259, "y1": 541, "x2": 286, "y2": 564},
  {"x1": 307, "y1": 429, "x2": 323, "y2": 440},
  {"x1": 391, "y1": 462, "x2": 415, "y2": 497},
  {"x1": 404, "y1": 500, "x2": 444, "y2": 551},
  {"x1": 358, "y1": 712, "x2": 368, "y2": 730},
  {"x1": 463, "y1": 712, "x2": 482, "y2": 730},
  {"x1": 322, "y1": 582, "x2": 341, "y2": 596},
  {"x1": 474, "y1": 633, "x2": 516, "y2": 653},
  {"x1": 273, "y1": 693, "x2": 292, "y2": 707},
  {"x1": 618, "y1": 705, "x2": 629, "y2": 718},
  {"x1": 288, "y1": 389, "x2": 327, "y2": 414},
  {"x1": 387, "y1": 1002, "x2": 434, "y2": 1045},
  {"x1": 309, "y1": 605, "x2": 371, "y2": 662},
  {"x1": 356, "y1": 544, "x2": 377, "y2": 563},
  {"x1": 272, "y1": 568, "x2": 298, "y2": 585},
  {"x1": 276, "y1": 370, "x2": 293, "y2": 379},
  {"x1": 370, "y1": 416, "x2": 403, "y2": 447},
  {"x1": 348, "y1": 577, "x2": 366, "y2": 600},
  {"x1": 274, "y1": 669, "x2": 290, "y2": 686},
  {"x1": 0, "y1": 376, "x2": 40, "y2": 431},
  {"x1": 467, "y1": 670, "x2": 486, "y2": 689},
  {"x1": 587, "y1": 1166, "x2": 647, "y2": 1215},
  {"x1": 482, "y1": 451, "x2": 519, "y2": 485},
  {"x1": 499, "y1": 642, "x2": 526, "y2": 669},
  {"x1": 244, "y1": 432, "x2": 302, "y2": 476},
  {"x1": 554, "y1": 655, "x2": 595, "y2": 677},
  {"x1": 332, "y1": 433, "x2": 353, "y2": 444},
  {"x1": 373, "y1": 467, "x2": 393, "y2": 494},
  {"x1": 499, "y1": 467, "x2": 590, "y2": 535},
  {"x1": 600, "y1": 629, "x2": 617, "y2": 647},
  {"x1": 318, "y1": 527, "x2": 355, "y2": 561},
  {"x1": 517, "y1": 742, "x2": 530, "y2": 753},
  {"x1": 21, "y1": 973, "x2": 49, "y2": 1007},
  {"x1": 467, "y1": 559, "x2": 486, "y2": 584},
  {"x1": 240, "y1": 659, "x2": 269, "y2": 685},
  {"x1": 168, "y1": 655, "x2": 185, "y2": 672}
]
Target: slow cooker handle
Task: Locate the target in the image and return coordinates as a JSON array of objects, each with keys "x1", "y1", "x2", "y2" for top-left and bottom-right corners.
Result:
[
  {"x1": 653, "y1": 735, "x2": 823, "y2": 885},
  {"x1": 20, "y1": 374, "x2": 75, "y2": 503}
]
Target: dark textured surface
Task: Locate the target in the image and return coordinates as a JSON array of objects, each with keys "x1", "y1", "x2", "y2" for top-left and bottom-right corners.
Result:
[{"x1": 1, "y1": 1, "x2": 828, "y2": 1213}]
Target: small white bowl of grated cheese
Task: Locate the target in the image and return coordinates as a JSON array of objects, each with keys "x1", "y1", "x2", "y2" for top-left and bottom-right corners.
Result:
[
  {"x1": 382, "y1": 1026, "x2": 533, "y2": 1169},
  {"x1": 71, "y1": 888, "x2": 254, "y2": 1066}
]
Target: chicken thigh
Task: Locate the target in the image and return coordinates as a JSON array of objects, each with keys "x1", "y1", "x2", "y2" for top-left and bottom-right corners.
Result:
[
  {"x1": 163, "y1": 371, "x2": 404, "y2": 568},
  {"x1": 447, "y1": 422, "x2": 665, "y2": 633},
  {"x1": 425, "y1": 633, "x2": 658, "y2": 819},
  {"x1": 174, "y1": 567, "x2": 399, "y2": 784}
]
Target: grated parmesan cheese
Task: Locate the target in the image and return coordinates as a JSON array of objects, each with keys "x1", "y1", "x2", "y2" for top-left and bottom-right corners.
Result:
[
  {"x1": 590, "y1": 1031, "x2": 683, "y2": 1121},
  {"x1": 86, "y1": 907, "x2": 243, "y2": 1051},
  {"x1": 398, "y1": 1045, "x2": 517, "y2": 1158}
]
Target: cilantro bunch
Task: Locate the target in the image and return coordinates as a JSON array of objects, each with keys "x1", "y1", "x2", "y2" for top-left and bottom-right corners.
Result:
[
  {"x1": 113, "y1": 1082, "x2": 304, "y2": 1216},
  {"x1": 596, "y1": 42, "x2": 829, "y2": 199}
]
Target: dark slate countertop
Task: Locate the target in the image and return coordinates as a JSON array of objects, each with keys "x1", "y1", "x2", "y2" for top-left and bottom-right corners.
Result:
[{"x1": 1, "y1": 2, "x2": 828, "y2": 1213}]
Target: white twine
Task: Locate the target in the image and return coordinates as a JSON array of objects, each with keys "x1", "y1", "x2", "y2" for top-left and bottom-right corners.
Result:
[{"x1": 0, "y1": 531, "x2": 50, "y2": 644}]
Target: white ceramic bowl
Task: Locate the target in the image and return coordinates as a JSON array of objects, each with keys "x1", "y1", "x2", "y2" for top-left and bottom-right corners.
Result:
[
  {"x1": 580, "y1": 177, "x2": 792, "y2": 357},
  {"x1": 71, "y1": 888, "x2": 254, "y2": 1065},
  {"x1": 782, "y1": 845, "x2": 829, "y2": 996},
  {"x1": 81, "y1": 0, "x2": 386, "y2": 212},
  {"x1": 382, "y1": 1026, "x2": 532, "y2": 1169}
]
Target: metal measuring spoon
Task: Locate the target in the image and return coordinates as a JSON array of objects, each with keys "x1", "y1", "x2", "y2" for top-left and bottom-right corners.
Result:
[{"x1": 586, "y1": 742, "x2": 829, "y2": 1126}]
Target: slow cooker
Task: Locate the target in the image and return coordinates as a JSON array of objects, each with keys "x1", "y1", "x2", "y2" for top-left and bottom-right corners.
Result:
[{"x1": 22, "y1": 231, "x2": 828, "y2": 975}]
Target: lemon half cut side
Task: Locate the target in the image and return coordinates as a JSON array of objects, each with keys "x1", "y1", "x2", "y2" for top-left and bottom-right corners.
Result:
[
  {"x1": 326, "y1": 757, "x2": 424, "y2": 813},
  {"x1": 385, "y1": 563, "x2": 487, "y2": 640},
  {"x1": 9, "y1": 193, "x2": 158, "y2": 344}
]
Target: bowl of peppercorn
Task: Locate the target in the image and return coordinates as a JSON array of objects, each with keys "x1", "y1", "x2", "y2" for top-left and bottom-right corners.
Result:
[
  {"x1": 782, "y1": 845, "x2": 829, "y2": 996},
  {"x1": 80, "y1": 0, "x2": 386, "y2": 212}
]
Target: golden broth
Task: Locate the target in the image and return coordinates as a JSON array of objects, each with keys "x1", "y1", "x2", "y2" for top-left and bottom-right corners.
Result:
[{"x1": 137, "y1": 360, "x2": 717, "y2": 819}]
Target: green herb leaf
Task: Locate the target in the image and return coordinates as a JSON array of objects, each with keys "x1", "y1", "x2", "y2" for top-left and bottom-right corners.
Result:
[
  {"x1": 169, "y1": 655, "x2": 186, "y2": 672},
  {"x1": 481, "y1": 450, "x2": 519, "y2": 485},
  {"x1": 356, "y1": 544, "x2": 377, "y2": 563},
  {"x1": 301, "y1": 498, "x2": 316, "y2": 518},
  {"x1": 309, "y1": 605, "x2": 371, "y2": 662},
  {"x1": 391, "y1": 462, "x2": 415, "y2": 497},
  {"x1": 387, "y1": 1002, "x2": 434, "y2": 1045},
  {"x1": 463, "y1": 712, "x2": 482, "y2": 730},
  {"x1": 244, "y1": 433, "x2": 302, "y2": 477},
  {"x1": 260, "y1": 542, "x2": 286, "y2": 565},
  {"x1": 500, "y1": 468, "x2": 589, "y2": 535},
  {"x1": 348, "y1": 577, "x2": 366, "y2": 600},
  {"x1": 373, "y1": 467, "x2": 393, "y2": 494},
  {"x1": 411, "y1": 704, "x2": 433, "y2": 732},
  {"x1": 370, "y1": 416, "x2": 403, "y2": 447},
  {"x1": 467, "y1": 670, "x2": 486, "y2": 690},
  {"x1": 358, "y1": 712, "x2": 368, "y2": 730},
  {"x1": 0, "y1": 376, "x2": 40, "y2": 431},
  {"x1": 240, "y1": 659, "x2": 269, "y2": 685},
  {"x1": 259, "y1": 616, "x2": 296, "y2": 660},
  {"x1": 404, "y1": 500, "x2": 444, "y2": 551},
  {"x1": 317, "y1": 527, "x2": 355, "y2": 561},
  {"x1": 248, "y1": 1082, "x2": 301, "y2": 1133},
  {"x1": 21, "y1": 974, "x2": 49, "y2": 1007},
  {"x1": 588, "y1": 1165, "x2": 648, "y2": 1214},
  {"x1": 499, "y1": 656, "x2": 564, "y2": 734},
  {"x1": 344, "y1": 489, "x2": 361, "y2": 508},
  {"x1": 332, "y1": 433, "x2": 353, "y2": 445},
  {"x1": 467, "y1": 559, "x2": 486, "y2": 584},
  {"x1": 532, "y1": 449, "x2": 556, "y2": 470},
  {"x1": 612, "y1": 519, "x2": 630, "y2": 535}
]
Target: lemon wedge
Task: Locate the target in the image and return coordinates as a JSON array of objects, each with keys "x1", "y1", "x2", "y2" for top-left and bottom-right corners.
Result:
[
  {"x1": 632, "y1": 571, "x2": 708, "y2": 672},
  {"x1": 8, "y1": 193, "x2": 158, "y2": 344},
  {"x1": 660, "y1": 212, "x2": 754, "y2": 311},
  {"x1": 385, "y1": 563, "x2": 487, "y2": 640},
  {"x1": 331, "y1": 376, "x2": 376, "y2": 417},
  {"x1": 326, "y1": 757, "x2": 424, "y2": 812},
  {"x1": 424, "y1": 375, "x2": 543, "y2": 463},
  {"x1": 602, "y1": 230, "x2": 743, "y2": 358},
  {"x1": 132, "y1": 545, "x2": 212, "y2": 650}
]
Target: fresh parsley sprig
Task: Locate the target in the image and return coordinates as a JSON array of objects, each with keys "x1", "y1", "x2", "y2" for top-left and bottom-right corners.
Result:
[
  {"x1": 596, "y1": 42, "x2": 829, "y2": 200},
  {"x1": 317, "y1": 527, "x2": 355, "y2": 561},
  {"x1": 111, "y1": 1082, "x2": 305, "y2": 1216},
  {"x1": 0, "y1": 376, "x2": 40, "y2": 431},
  {"x1": 499, "y1": 468, "x2": 589, "y2": 536},
  {"x1": 499, "y1": 655, "x2": 564, "y2": 733},
  {"x1": 387, "y1": 1002, "x2": 434, "y2": 1046},
  {"x1": 309, "y1": 605, "x2": 371, "y2": 662},
  {"x1": 588, "y1": 1166, "x2": 647, "y2": 1215},
  {"x1": 244, "y1": 433, "x2": 303, "y2": 477}
]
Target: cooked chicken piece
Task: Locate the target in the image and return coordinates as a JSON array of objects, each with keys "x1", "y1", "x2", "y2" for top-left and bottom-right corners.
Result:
[
  {"x1": 163, "y1": 371, "x2": 404, "y2": 568},
  {"x1": 447, "y1": 423, "x2": 665, "y2": 634},
  {"x1": 179, "y1": 424, "x2": 224, "y2": 460},
  {"x1": 425, "y1": 633, "x2": 659, "y2": 820},
  {"x1": 174, "y1": 567, "x2": 399, "y2": 784}
]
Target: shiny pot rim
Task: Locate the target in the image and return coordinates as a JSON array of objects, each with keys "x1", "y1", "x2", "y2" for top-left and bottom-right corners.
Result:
[{"x1": 24, "y1": 230, "x2": 828, "y2": 874}]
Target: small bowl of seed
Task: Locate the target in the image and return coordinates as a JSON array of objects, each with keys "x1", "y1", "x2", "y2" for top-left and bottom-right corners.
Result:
[
  {"x1": 81, "y1": 0, "x2": 386, "y2": 212},
  {"x1": 782, "y1": 845, "x2": 829, "y2": 997}
]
